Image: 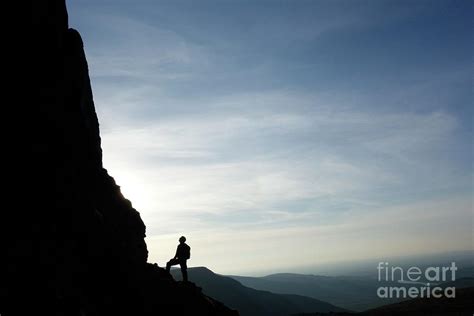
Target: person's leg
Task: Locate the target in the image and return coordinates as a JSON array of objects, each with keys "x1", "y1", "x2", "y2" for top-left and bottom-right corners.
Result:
[
  {"x1": 166, "y1": 258, "x2": 179, "y2": 272},
  {"x1": 180, "y1": 260, "x2": 188, "y2": 282}
]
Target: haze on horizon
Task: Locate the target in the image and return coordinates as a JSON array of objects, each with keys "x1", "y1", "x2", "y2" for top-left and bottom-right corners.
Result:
[{"x1": 68, "y1": 0, "x2": 473, "y2": 275}]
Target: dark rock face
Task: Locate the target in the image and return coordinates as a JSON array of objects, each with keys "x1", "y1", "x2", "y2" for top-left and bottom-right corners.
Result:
[{"x1": 0, "y1": 1, "x2": 237, "y2": 315}]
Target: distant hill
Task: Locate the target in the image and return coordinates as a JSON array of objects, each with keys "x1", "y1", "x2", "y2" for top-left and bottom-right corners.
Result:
[
  {"x1": 228, "y1": 272, "x2": 393, "y2": 311},
  {"x1": 361, "y1": 286, "x2": 474, "y2": 316},
  {"x1": 229, "y1": 272, "x2": 474, "y2": 312},
  {"x1": 439, "y1": 277, "x2": 474, "y2": 289},
  {"x1": 294, "y1": 280, "x2": 474, "y2": 316},
  {"x1": 171, "y1": 267, "x2": 347, "y2": 316},
  {"x1": 457, "y1": 266, "x2": 474, "y2": 278}
]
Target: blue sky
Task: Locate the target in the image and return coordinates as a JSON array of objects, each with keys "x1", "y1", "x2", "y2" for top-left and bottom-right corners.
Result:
[{"x1": 68, "y1": 0, "x2": 472, "y2": 275}]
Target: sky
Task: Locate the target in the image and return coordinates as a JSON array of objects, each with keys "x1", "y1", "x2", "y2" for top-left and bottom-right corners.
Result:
[{"x1": 68, "y1": 0, "x2": 473, "y2": 275}]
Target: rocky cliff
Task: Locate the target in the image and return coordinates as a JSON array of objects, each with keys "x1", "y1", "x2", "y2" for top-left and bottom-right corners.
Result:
[{"x1": 0, "y1": 1, "x2": 237, "y2": 315}]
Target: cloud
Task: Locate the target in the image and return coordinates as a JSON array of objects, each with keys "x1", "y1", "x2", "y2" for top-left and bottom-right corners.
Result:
[
  {"x1": 96, "y1": 89, "x2": 467, "y2": 241},
  {"x1": 146, "y1": 195, "x2": 472, "y2": 275},
  {"x1": 67, "y1": 0, "x2": 473, "y2": 274}
]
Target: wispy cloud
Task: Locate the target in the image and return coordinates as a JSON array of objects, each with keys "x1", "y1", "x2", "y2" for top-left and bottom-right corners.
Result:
[
  {"x1": 99, "y1": 91, "x2": 467, "y2": 238},
  {"x1": 68, "y1": 0, "x2": 473, "y2": 273},
  {"x1": 146, "y1": 195, "x2": 472, "y2": 274}
]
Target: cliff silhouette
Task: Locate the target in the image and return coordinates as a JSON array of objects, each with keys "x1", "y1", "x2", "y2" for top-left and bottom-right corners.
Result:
[{"x1": 0, "y1": 1, "x2": 237, "y2": 315}]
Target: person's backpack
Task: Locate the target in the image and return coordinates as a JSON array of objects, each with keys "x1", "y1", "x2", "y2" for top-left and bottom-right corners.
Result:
[{"x1": 184, "y1": 245, "x2": 191, "y2": 259}]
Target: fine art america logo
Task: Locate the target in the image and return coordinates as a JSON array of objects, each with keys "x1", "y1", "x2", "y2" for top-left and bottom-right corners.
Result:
[{"x1": 376, "y1": 262, "x2": 457, "y2": 299}]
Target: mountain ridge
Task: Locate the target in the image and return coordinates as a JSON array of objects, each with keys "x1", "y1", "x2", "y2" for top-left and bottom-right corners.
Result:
[
  {"x1": 227, "y1": 268, "x2": 474, "y2": 311},
  {"x1": 171, "y1": 267, "x2": 348, "y2": 316},
  {"x1": 228, "y1": 272, "x2": 382, "y2": 311},
  {"x1": 294, "y1": 287, "x2": 474, "y2": 315}
]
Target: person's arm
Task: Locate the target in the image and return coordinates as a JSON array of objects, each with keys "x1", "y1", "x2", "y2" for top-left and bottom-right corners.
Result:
[{"x1": 174, "y1": 246, "x2": 179, "y2": 259}]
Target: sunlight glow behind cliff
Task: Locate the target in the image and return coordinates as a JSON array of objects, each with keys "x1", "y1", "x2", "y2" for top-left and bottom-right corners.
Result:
[{"x1": 69, "y1": 0, "x2": 473, "y2": 274}]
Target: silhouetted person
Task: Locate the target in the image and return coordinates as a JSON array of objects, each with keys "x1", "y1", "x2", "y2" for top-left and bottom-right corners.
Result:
[{"x1": 166, "y1": 236, "x2": 191, "y2": 282}]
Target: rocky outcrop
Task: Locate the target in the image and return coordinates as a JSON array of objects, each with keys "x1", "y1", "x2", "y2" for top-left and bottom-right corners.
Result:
[{"x1": 0, "y1": 1, "x2": 237, "y2": 315}]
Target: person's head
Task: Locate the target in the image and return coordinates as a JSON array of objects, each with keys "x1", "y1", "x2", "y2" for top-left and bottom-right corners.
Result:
[{"x1": 179, "y1": 236, "x2": 186, "y2": 243}]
